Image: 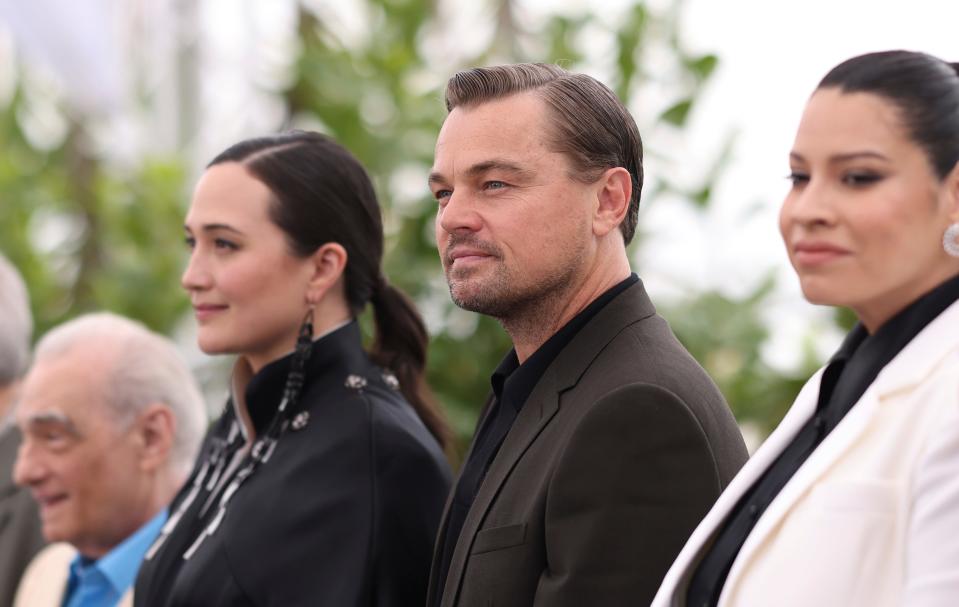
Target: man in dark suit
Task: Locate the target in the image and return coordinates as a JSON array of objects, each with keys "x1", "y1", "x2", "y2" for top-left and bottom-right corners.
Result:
[
  {"x1": 0, "y1": 253, "x2": 44, "y2": 607},
  {"x1": 426, "y1": 63, "x2": 749, "y2": 606}
]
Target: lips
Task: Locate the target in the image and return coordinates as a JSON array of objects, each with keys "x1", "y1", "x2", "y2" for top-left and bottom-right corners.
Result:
[
  {"x1": 792, "y1": 241, "x2": 851, "y2": 266},
  {"x1": 193, "y1": 303, "x2": 228, "y2": 321},
  {"x1": 448, "y1": 249, "x2": 493, "y2": 266},
  {"x1": 33, "y1": 492, "x2": 68, "y2": 517},
  {"x1": 444, "y1": 239, "x2": 499, "y2": 268}
]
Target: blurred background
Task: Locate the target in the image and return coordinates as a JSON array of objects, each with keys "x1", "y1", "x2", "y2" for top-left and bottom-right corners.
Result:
[{"x1": 0, "y1": 0, "x2": 954, "y2": 454}]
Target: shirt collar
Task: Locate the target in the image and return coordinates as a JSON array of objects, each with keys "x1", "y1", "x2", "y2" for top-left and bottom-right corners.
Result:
[
  {"x1": 69, "y1": 509, "x2": 168, "y2": 598},
  {"x1": 491, "y1": 273, "x2": 639, "y2": 412},
  {"x1": 818, "y1": 272, "x2": 959, "y2": 414},
  {"x1": 240, "y1": 320, "x2": 366, "y2": 434}
]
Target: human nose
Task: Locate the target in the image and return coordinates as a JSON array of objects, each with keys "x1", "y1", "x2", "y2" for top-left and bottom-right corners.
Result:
[
  {"x1": 181, "y1": 247, "x2": 211, "y2": 292},
  {"x1": 781, "y1": 177, "x2": 836, "y2": 231},
  {"x1": 13, "y1": 439, "x2": 47, "y2": 488},
  {"x1": 437, "y1": 190, "x2": 483, "y2": 236}
]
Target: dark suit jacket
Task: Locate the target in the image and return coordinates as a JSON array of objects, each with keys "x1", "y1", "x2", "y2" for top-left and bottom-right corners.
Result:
[
  {"x1": 0, "y1": 426, "x2": 45, "y2": 607},
  {"x1": 427, "y1": 280, "x2": 748, "y2": 607}
]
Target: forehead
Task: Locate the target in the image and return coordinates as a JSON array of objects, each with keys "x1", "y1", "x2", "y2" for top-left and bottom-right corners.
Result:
[
  {"x1": 433, "y1": 93, "x2": 557, "y2": 169},
  {"x1": 793, "y1": 89, "x2": 911, "y2": 155},
  {"x1": 186, "y1": 162, "x2": 275, "y2": 229},
  {"x1": 17, "y1": 351, "x2": 111, "y2": 429}
]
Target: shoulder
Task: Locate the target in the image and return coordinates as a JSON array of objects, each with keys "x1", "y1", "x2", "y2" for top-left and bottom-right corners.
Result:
[
  {"x1": 566, "y1": 382, "x2": 714, "y2": 451},
  {"x1": 363, "y1": 375, "x2": 452, "y2": 487},
  {"x1": 14, "y1": 544, "x2": 74, "y2": 607},
  {"x1": 284, "y1": 366, "x2": 450, "y2": 488},
  {"x1": 563, "y1": 325, "x2": 748, "y2": 481}
]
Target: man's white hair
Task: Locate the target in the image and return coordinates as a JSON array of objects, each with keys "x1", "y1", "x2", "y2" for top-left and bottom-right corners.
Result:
[
  {"x1": 34, "y1": 312, "x2": 207, "y2": 472},
  {"x1": 0, "y1": 253, "x2": 32, "y2": 386}
]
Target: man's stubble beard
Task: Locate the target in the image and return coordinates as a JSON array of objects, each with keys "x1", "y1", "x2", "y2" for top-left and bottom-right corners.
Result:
[{"x1": 445, "y1": 244, "x2": 587, "y2": 337}]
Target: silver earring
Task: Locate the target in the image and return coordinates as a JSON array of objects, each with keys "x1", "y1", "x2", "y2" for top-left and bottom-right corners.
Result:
[{"x1": 944, "y1": 223, "x2": 959, "y2": 258}]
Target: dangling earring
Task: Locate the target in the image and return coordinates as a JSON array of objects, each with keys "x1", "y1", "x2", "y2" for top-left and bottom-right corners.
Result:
[
  {"x1": 944, "y1": 223, "x2": 959, "y2": 258},
  {"x1": 282, "y1": 307, "x2": 314, "y2": 409}
]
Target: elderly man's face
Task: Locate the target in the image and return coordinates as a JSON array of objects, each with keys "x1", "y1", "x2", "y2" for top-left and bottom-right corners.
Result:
[{"x1": 13, "y1": 349, "x2": 149, "y2": 558}]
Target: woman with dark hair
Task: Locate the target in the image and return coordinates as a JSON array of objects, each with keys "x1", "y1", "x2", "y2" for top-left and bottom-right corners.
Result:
[
  {"x1": 134, "y1": 131, "x2": 452, "y2": 606},
  {"x1": 653, "y1": 50, "x2": 959, "y2": 607}
]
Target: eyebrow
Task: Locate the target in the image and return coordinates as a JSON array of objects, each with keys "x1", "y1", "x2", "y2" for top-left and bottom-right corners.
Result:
[
  {"x1": 23, "y1": 411, "x2": 81, "y2": 437},
  {"x1": 428, "y1": 159, "x2": 534, "y2": 187},
  {"x1": 789, "y1": 150, "x2": 892, "y2": 163},
  {"x1": 183, "y1": 223, "x2": 246, "y2": 235}
]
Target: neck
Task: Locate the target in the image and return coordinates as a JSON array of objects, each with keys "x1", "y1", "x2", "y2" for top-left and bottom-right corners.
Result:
[
  {"x1": 76, "y1": 468, "x2": 183, "y2": 559},
  {"x1": 505, "y1": 252, "x2": 630, "y2": 363},
  {"x1": 855, "y1": 266, "x2": 959, "y2": 334}
]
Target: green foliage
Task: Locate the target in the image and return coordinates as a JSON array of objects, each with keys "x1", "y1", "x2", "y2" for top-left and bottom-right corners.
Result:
[
  {"x1": 0, "y1": 89, "x2": 189, "y2": 336},
  {"x1": 0, "y1": 0, "x2": 830, "y2": 454},
  {"x1": 663, "y1": 276, "x2": 820, "y2": 434}
]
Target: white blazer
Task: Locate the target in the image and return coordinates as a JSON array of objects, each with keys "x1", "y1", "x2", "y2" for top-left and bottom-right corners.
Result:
[{"x1": 653, "y1": 299, "x2": 959, "y2": 607}]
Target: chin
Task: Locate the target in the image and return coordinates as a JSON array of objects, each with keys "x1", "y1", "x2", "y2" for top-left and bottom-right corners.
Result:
[
  {"x1": 41, "y1": 522, "x2": 67, "y2": 544},
  {"x1": 794, "y1": 272, "x2": 840, "y2": 303},
  {"x1": 196, "y1": 334, "x2": 234, "y2": 356},
  {"x1": 798, "y1": 283, "x2": 844, "y2": 308}
]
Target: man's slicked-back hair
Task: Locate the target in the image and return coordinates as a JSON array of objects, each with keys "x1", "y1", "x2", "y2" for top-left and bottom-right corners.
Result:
[{"x1": 444, "y1": 63, "x2": 644, "y2": 244}]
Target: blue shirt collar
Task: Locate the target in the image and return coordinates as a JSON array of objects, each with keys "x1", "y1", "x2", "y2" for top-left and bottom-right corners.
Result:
[{"x1": 67, "y1": 509, "x2": 168, "y2": 604}]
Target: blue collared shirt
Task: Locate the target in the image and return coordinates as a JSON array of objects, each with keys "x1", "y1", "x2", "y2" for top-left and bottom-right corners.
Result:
[{"x1": 63, "y1": 510, "x2": 167, "y2": 607}]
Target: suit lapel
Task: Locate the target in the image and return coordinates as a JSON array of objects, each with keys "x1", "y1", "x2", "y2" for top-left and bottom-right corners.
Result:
[
  {"x1": 719, "y1": 386, "x2": 879, "y2": 604},
  {"x1": 442, "y1": 372, "x2": 561, "y2": 607},
  {"x1": 427, "y1": 395, "x2": 494, "y2": 603},
  {"x1": 719, "y1": 299, "x2": 959, "y2": 604},
  {"x1": 653, "y1": 371, "x2": 822, "y2": 606}
]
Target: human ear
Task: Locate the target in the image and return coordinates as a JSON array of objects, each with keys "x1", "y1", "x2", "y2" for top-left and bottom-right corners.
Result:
[
  {"x1": 305, "y1": 242, "x2": 348, "y2": 305},
  {"x1": 592, "y1": 167, "x2": 632, "y2": 238},
  {"x1": 944, "y1": 160, "x2": 959, "y2": 222},
  {"x1": 135, "y1": 404, "x2": 175, "y2": 472}
]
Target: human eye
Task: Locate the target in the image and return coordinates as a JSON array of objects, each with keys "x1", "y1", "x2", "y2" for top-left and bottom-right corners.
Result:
[
  {"x1": 841, "y1": 171, "x2": 882, "y2": 187},
  {"x1": 36, "y1": 426, "x2": 72, "y2": 451},
  {"x1": 786, "y1": 171, "x2": 809, "y2": 187},
  {"x1": 433, "y1": 189, "x2": 452, "y2": 206},
  {"x1": 184, "y1": 235, "x2": 196, "y2": 249},
  {"x1": 213, "y1": 238, "x2": 239, "y2": 251},
  {"x1": 483, "y1": 180, "x2": 508, "y2": 191}
]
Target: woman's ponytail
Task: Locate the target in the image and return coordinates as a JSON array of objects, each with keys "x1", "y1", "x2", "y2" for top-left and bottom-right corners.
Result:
[{"x1": 369, "y1": 279, "x2": 451, "y2": 451}]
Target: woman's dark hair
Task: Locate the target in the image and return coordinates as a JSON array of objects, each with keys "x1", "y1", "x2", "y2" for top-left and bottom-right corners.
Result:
[
  {"x1": 817, "y1": 50, "x2": 959, "y2": 179},
  {"x1": 209, "y1": 131, "x2": 450, "y2": 449}
]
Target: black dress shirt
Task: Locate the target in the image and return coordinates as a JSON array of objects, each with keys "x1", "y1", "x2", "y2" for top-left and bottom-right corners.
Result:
[
  {"x1": 431, "y1": 273, "x2": 638, "y2": 605},
  {"x1": 686, "y1": 272, "x2": 959, "y2": 606}
]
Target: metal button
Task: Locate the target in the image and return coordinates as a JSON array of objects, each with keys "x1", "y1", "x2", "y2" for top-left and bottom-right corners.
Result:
[{"x1": 345, "y1": 374, "x2": 368, "y2": 390}]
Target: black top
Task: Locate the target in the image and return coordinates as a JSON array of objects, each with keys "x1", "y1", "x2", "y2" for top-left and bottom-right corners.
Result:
[
  {"x1": 134, "y1": 321, "x2": 452, "y2": 607},
  {"x1": 430, "y1": 273, "x2": 638, "y2": 605},
  {"x1": 686, "y1": 273, "x2": 959, "y2": 606}
]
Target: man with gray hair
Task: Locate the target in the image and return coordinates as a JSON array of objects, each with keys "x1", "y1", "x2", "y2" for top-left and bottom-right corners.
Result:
[
  {"x1": 426, "y1": 63, "x2": 749, "y2": 606},
  {"x1": 12, "y1": 312, "x2": 206, "y2": 607},
  {"x1": 0, "y1": 253, "x2": 45, "y2": 607}
]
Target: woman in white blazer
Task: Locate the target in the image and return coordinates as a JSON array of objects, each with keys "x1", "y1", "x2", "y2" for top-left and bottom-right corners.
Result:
[{"x1": 653, "y1": 50, "x2": 959, "y2": 607}]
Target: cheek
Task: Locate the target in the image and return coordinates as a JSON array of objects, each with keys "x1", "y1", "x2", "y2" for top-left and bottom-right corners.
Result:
[
  {"x1": 778, "y1": 197, "x2": 794, "y2": 243},
  {"x1": 434, "y1": 215, "x2": 447, "y2": 252},
  {"x1": 224, "y1": 256, "x2": 302, "y2": 305}
]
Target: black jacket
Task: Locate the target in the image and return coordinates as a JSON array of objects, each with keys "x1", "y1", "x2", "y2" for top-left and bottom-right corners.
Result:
[
  {"x1": 427, "y1": 279, "x2": 748, "y2": 607},
  {"x1": 135, "y1": 321, "x2": 452, "y2": 606}
]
